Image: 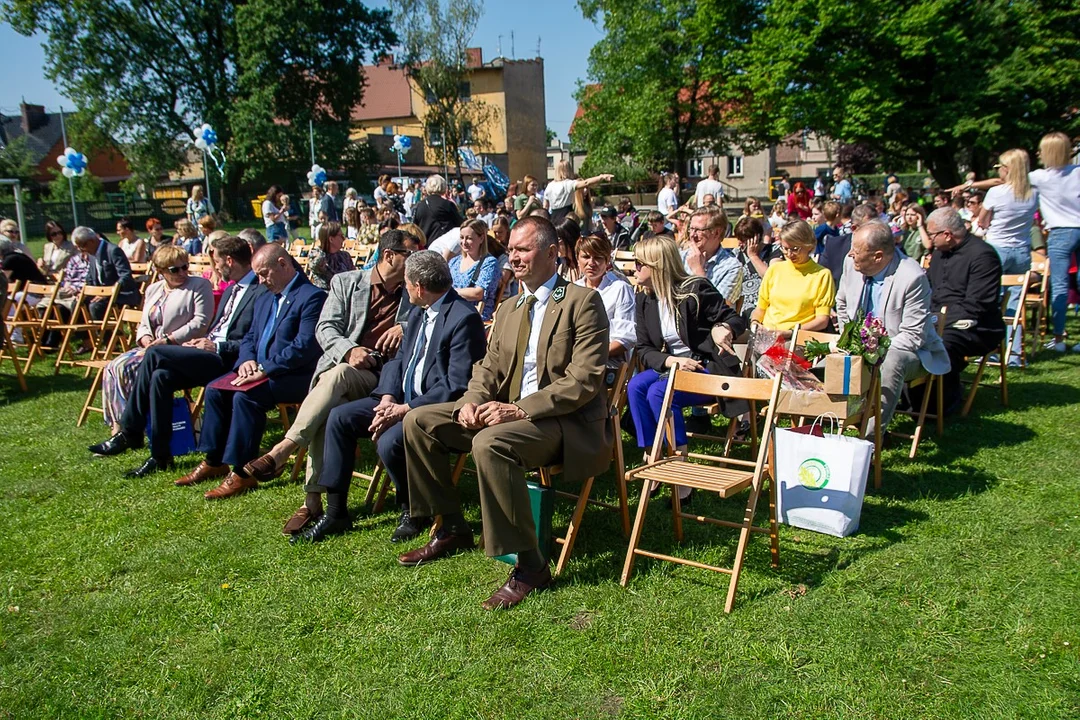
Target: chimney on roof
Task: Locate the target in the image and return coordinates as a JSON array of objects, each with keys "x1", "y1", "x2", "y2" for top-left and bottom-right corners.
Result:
[
  {"x1": 20, "y1": 103, "x2": 47, "y2": 134},
  {"x1": 466, "y1": 48, "x2": 482, "y2": 68}
]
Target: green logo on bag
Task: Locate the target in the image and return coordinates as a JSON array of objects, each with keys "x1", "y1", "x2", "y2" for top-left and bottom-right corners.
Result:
[{"x1": 797, "y1": 458, "x2": 830, "y2": 490}]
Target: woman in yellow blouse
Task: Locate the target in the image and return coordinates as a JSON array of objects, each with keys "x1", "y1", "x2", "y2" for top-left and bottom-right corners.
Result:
[{"x1": 750, "y1": 220, "x2": 834, "y2": 337}]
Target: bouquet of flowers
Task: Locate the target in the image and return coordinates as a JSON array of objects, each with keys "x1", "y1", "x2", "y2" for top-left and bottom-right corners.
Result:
[{"x1": 805, "y1": 311, "x2": 891, "y2": 365}]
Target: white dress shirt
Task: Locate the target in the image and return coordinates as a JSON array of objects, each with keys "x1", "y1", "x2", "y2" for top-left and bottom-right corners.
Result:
[
  {"x1": 209, "y1": 270, "x2": 257, "y2": 347},
  {"x1": 518, "y1": 273, "x2": 559, "y2": 400},
  {"x1": 407, "y1": 291, "x2": 447, "y2": 400},
  {"x1": 575, "y1": 271, "x2": 636, "y2": 358},
  {"x1": 659, "y1": 303, "x2": 690, "y2": 356}
]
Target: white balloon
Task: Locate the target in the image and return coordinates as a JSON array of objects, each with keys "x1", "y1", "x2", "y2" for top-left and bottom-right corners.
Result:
[
  {"x1": 62, "y1": 167, "x2": 75, "y2": 178},
  {"x1": 64, "y1": 146, "x2": 75, "y2": 156},
  {"x1": 57, "y1": 155, "x2": 69, "y2": 167},
  {"x1": 195, "y1": 138, "x2": 208, "y2": 150}
]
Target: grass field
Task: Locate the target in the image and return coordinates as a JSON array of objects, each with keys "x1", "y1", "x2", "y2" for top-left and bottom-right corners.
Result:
[{"x1": 1, "y1": 314, "x2": 1079, "y2": 718}]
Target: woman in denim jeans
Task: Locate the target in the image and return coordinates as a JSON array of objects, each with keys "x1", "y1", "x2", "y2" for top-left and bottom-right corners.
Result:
[
  {"x1": 954, "y1": 132, "x2": 1080, "y2": 353},
  {"x1": 977, "y1": 149, "x2": 1038, "y2": 364}
]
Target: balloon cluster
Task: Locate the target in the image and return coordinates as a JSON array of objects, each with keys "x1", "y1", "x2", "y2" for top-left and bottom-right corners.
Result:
[
  {"x1": 193, "y1": 123, "x2": 218, "y2": 150},
  {"x1": 307, "y1": 164, "x2": 327, "y2": 188},
  {"x1": 391, "y1": 134, "x2": 412, "y2": 157},
  {"x1": 56, "y1": 147, "x2": 87, "y2": 178},
  {"x1": 192, "y1": 122, "x2": 227, "y2": 180}
]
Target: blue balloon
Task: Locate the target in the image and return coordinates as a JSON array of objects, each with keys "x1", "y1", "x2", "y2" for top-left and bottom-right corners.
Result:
[
  {"x1": 67, "y1": 151, "x2": 87, "y2": 174},
  {"x1": 399, "y1": 136, "x2": 412, "y2": 150},
  {"x1": 203, "y1": 128, "x2": 218, "y2": 146},
  {"x1": 314, "y1": 170, "x2": 327, "y2": 186}
]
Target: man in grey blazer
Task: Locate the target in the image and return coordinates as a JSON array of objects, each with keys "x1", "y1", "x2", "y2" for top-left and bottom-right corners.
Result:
[
  {"x1": 71, "y1": 226, "x2": 140, "y2": 316},
  {"x1": 836, "y1": 220, "x2": 950, "y2": 437},
  {"x1": 241, "y1": 230, "x2": 418, "y2": 527}
]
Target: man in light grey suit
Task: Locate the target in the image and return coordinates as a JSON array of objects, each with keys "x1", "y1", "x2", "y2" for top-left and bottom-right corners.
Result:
[
  {"x1": 240, "y1": 230, "x2": 418, "y2": 526},
  {"x1": 837, "y1": 220, "x2": 951, "y2": 436}
]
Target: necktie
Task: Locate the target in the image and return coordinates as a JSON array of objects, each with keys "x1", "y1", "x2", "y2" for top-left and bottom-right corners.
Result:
[
  {"x1": 860, "y1": 275, "x2": 874, "y2": 315},
  {"x1": 403, "y1": 313, "x2": 430, "y2": 403},
  {"x1": 257, "y1": 294, "x2": 282, "y2": 365},
  {"x1": 210, "y1": 285, "x2": 240, "y2": 337},
  {"x1": 509, "y1": 295, "x2": 538, "y2": 402}
]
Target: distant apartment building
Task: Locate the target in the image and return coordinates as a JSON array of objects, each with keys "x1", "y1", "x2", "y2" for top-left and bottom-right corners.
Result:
[{"x1": 351, "y1": 49, "x2": 547, "y2": 184}]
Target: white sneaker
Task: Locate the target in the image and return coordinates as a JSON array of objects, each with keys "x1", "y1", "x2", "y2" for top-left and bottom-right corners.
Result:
[
  {"x1": 1007, "y1": 356, "x2": 1023, "y2": 368},
  {"x1": 1046, "y1": 340, "x2": 1066, "y2": 353}
]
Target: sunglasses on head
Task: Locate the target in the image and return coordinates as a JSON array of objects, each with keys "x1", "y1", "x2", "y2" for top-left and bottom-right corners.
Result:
[{"x1": 165, "y1": 264, "x2": 189, "y2": 274}]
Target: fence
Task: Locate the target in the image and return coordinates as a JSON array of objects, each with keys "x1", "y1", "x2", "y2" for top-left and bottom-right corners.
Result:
[{"x1": 0, "y1": 197, "x2": 190, "y2": 238}]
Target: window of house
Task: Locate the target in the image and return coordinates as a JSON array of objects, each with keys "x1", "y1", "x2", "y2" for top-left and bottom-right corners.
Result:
[
  {"x1": 727, "y1": 155, "x2": 744, "y2": 178},
  {"x1": 461, "y1": 123, "x2": 473, "y2": 145},
  {"x1": 687, "y1": 158, "x2": 704, "y2": 178},
  {"x1": 459, "y1": 82, "x2": 471, "y2": 101},
  {"x1": 382, "y1": 126, "x2": 394, "y2": 135},
  {"x1": 547, "y1": 156, "x2": 555, "y2": 168},
  {"x1": 428, "y1": 126, "x2": 443, "y2": 147}
]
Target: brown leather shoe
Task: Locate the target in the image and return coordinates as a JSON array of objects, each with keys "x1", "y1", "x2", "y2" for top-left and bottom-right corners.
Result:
[
  {"x1": 203, "y1": 472, "x2": 258, "y2": 500},
  {"x1": 481, "y1": 565, "x2": 552, "y2": 610},
  {"x1": 243, "y1": 453, "x2": 288, "y2": 483},
  {"x1": 282, "y1": 506, "x2": 322, "y2": 536},
  {"x1": 174, "y1": 460, "x2": 229, "y2": 487},
  {"x1": 397, "y1": 531, "x2": 475, "y2": 567}
]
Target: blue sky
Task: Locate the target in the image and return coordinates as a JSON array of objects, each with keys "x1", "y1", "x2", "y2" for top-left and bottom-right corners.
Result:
[{"x1": 0, "y1": 0, "x2": 602, "y2": 142}]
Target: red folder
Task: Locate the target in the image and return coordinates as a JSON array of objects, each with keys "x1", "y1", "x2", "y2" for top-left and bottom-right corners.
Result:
[{"x1": 207, "y1": 371, "x2": 270, "y2": 392}]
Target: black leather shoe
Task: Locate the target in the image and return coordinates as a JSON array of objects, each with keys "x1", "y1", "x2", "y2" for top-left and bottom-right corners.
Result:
[
  {"x1": 124, "y1": 456, "x2": 173, "y2": 478},
  {"x1": 290, "y1": 513, "x2": 352, "y2": 544},
  {"x1": 684, "y1": 413, "x2": 713, "y2": 436},
  {"x1": 390, "y1": 509, "x2": 430, "y2": 543},
  {"x1": 89, "y1": 432, "x2": 143, "y2": 456}
]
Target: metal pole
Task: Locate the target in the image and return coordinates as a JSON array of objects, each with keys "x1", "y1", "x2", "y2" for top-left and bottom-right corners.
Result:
[
  {"x1": 396, "y1": 150, "x2": 402, "y2": 185},
  {"x1": 309, "y1": 118, "x2": 315, "y2": 166},
  {"x1": 203, "y1": 150, "x2": 212, "y2": 214},
  {"x1": 59, "y1": 106, "x2": 78, "y2": 225},
  {"x1": 13, "y1": 182, "x2": 26, "y2": 242}
]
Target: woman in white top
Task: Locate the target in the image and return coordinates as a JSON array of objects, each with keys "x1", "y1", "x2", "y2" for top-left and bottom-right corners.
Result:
[
  {"x1": 574, "y1": 232, "x2": 635, "y2": 370},
  {"x1": 115, "y1": 217, "x2": 147, "y2": 263},
  {"x1": 186, "y1": 185, "x2": 211, "y2": 225},
  {"x1": 978, "y1": 149, "x2": 1038, "y2": 365},
  {"x1": 261, "y1": 184, "x2": 288, "y2": 242},
  {"x1": 957, "y1": 132, "x2": 1080, "y2": 351},
  {"x1": 543, "y1": 160, "x2": 613, "y2": 224},
  {"x1": 38, "y1": 220, "x2": 77, "y2": 279},
  {"x1": 656, "y1": 173, "x2": 679, "y2": 217}
]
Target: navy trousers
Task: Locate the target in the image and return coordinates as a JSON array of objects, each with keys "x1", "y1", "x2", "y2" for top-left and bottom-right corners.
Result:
[
  {"x1": 319, "y1": 396, "x2": 409, "y2": 507},
  {"x1": 198, "y1": 373, "x2": 310, "y2": 469}
]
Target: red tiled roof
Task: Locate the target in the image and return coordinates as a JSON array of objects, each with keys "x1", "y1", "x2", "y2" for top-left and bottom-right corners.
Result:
[{"x1": 352, "y1": 62, "x2": 413, "y2": 122}]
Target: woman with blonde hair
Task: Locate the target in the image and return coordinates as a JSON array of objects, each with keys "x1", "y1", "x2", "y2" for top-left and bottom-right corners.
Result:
[
  {"x1": 751, "y1": 220, "x2": 834, "y2": 336},
  {"x1": 956, "y1": 132, "x2": 1080, "y2": 351},
  {"x1": 307, "y1": 221, "x2": 355, "y2": 290},
  {"x1": 628, "y1": 235, "x2": 746, "y2": 494},
  {"x1": 174, "y1": 219, "x2": 202, "y2": 256},
  {"x1": 186, "y1": 185, "x2": 211, "y2": 225},
  {"x1": 449, "y1": 219, "x2": 500, "y2": 320},
  {"x1": 544, "y1": 160, "x2": 613, "y2": 223},
  {"x1": 96, "y1": 244, "x2": 213, "y2": 446}
]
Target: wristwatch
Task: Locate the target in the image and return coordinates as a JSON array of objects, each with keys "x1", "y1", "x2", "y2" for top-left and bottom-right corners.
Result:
[{"x1": 256, "y1": 363, "x2": 266, "y2": 373}]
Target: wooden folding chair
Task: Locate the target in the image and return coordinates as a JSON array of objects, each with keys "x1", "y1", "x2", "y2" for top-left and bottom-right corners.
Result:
[
  {"x1": 1024, "y1": 253, "x2": 1049, "y2": 359},
  {"x1": 889, "y1": 371, "x2": 944, "y2": 459},
  {"x1": 621, "y1": 368, "x2": 784, "y2": 612},
  {"x1": 53, "y1": 284, "x2": 120, "y2": 374},
  {"x1": 4, "y1": 278, "x2": 62, "y2": 373},
  {"x1": 961, "y1": 272, "x2": 1026, "y2": 416},
  {"x1": 75, "y1": 308, "x2": 143, "y2": 426},
  {"x1": 1, "y1": 288, "x2": 28, "y2": 392},
  {"x1": 275, "y1": 403, "x2": 310, "y2": 483}
]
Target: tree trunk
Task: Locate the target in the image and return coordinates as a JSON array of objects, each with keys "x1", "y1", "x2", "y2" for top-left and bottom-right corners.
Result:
[{"x1": 925, "y1": 148, "x2": 961, "y2": 189}]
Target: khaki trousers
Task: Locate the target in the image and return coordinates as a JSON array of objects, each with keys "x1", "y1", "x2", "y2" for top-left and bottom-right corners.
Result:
[
  {"x1": 285, "y1": 363, "x2": 378, "y2": 492},
  {"x1": 403, "y1": 402, "x2": 562, "y2": 557}
]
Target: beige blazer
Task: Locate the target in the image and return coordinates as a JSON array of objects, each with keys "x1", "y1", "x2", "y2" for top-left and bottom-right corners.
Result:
[
  {"x1": 455, "y1": 275, "x2": 613, "y2": 484},
  {"x1": 138, "y1": 276, "x2": 214, "y2": 344}
]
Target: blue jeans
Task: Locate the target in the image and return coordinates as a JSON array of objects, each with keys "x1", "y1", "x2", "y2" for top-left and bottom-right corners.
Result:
[
  {"x1": 1047, "y1": 227, "x2": 1080, "y2": 336},
  {"x1": 627, "y1": 368, "x2": 714, "y2": 450},
  {"x1": 989, "y1": 243, "x2": 1031, "y2": 316},
  {"x1": 266, "y1": 221, "x2": 288, "y2": 242}
]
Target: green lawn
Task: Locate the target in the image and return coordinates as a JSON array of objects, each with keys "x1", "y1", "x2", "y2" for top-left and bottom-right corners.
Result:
[{"x1": 1, "y1": 327, "x2": 1079, "y2": 718}]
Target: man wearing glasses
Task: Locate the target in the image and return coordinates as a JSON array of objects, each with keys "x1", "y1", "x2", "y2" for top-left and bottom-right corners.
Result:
[
  {"x1": 237, "y1": 230, "x2": 418, "y2": 525},
  {"x1": 681, "y1": 205, "x2": 743, "y2": 305},
  {"x1": 0, "y1": 219, "x2": 33, "y2": 258},
  {"x1": 925, "y1": 207, "x2": 1005, "y2": 414}
]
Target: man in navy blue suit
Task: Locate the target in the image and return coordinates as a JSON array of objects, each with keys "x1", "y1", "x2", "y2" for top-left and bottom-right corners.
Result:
[
  {"x1": 173, "y1": 243, "x2": 328, "y2": 499},
  {"x1": 289, "y1": 250, "x2": 487, "y2": 544}
]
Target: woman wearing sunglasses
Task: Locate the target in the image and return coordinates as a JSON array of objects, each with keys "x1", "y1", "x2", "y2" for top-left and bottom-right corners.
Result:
[{"x1": 99, "y1": 245, "x2": 213, "y2": 441}]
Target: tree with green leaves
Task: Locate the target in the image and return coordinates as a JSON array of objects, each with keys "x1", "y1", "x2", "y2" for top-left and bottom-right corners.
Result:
[
  {"x1": 722, "y1": 0, "x2": 1080, "y2": 186},
  {"x1": 0, "y1": 136, "x2": 37, "y2": 184},
  {"x1": 1, "y1": 0, "x2": 395, "y2": 210},
  {"x1": 573, "y1": 0, "x2": 758, "y2": 175},
  {"x1": 393, "y1": 0, "x2": 499, "y2": 182}
]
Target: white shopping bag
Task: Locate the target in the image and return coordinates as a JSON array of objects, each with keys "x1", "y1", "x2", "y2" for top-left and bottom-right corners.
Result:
[{"x1": 774, "y1": 415, "x2": 873, "y2": 537}]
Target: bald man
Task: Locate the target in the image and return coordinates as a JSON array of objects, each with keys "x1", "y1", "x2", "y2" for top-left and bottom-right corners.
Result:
[{"x1": 175, "y1": 244, "x2": 328, "y2": 499}]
